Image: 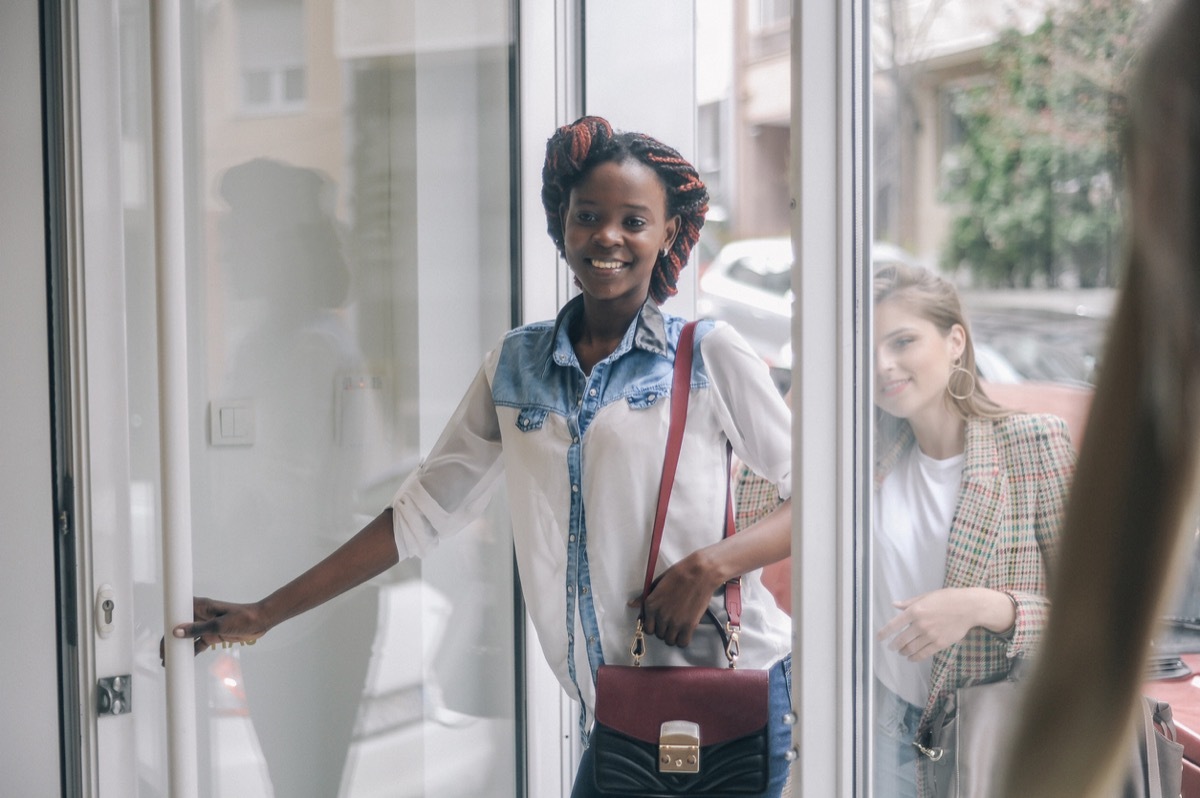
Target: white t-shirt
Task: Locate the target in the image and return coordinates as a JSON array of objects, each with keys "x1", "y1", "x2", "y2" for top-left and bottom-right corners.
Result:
[{"x1": 873, "y1": 443, "x2": 965, "y2": 707}]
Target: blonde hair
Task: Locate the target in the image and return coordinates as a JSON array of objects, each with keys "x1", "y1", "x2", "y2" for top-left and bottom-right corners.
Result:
[{"x1": 873, "y1": 263, "x2": 1010, "y2": 446}]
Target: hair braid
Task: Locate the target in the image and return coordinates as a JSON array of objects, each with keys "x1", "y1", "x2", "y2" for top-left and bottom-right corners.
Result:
[{"x1": 541, "y1": 116, "x2": 709, "y2": 304}]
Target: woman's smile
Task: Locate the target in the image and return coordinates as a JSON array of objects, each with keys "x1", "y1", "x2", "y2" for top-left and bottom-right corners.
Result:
[
  {"x1": 878, "y1": 377, "x2": 910, "y2": 399},
  {"x1": 588, "y1": 258, "x2": 628, "y2": 271}
]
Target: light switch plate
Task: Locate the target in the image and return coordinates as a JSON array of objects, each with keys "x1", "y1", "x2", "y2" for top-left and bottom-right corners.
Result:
[{"x1": 209, "y1": 399, "x2": 255, "y2": 446}]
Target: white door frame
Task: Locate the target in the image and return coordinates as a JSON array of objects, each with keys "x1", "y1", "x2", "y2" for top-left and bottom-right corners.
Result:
[
  {"x1": 790, "y1": 0, "x2": 869, "y2": 794},
  {"x1": 517, "y1": 1, "x2": 582, "y2": 795},
  {"x1": 71, "y1": 0, "x2": 145, "y2": 793}
]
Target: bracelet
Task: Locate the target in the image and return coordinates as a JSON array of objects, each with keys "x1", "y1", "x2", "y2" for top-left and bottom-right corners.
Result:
[{"x1": 1001, "y1": 591, "x2": 1019, "y2": 637}]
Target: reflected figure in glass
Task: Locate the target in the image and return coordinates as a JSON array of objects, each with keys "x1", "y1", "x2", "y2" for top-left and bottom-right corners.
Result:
[{"x1": 208, "y1": 158, "x2": 381, "y2": 798}]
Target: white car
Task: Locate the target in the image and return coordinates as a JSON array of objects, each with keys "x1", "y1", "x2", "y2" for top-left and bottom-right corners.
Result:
[{"x1": 697, "y1": 237, "x2": 918, "y2": 368}]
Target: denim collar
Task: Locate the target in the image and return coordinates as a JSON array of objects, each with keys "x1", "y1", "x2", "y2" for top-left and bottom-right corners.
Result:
[{"x1": 549, "y1": 295, "x2": 670, "y2": 369}]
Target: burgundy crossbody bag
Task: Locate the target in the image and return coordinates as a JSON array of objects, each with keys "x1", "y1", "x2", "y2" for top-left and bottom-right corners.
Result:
[{"x1": 590, "y1": 321, "x2": 772, "y2": 797}]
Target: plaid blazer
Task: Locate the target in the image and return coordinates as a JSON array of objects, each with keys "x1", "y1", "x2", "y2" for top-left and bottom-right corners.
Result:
[{"x1": 875, "y1": 413, "x2": 1076, "y2": 740}]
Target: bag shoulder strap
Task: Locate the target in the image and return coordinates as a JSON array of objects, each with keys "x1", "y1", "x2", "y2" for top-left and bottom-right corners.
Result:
[{"x1": 635, "y1": 321, "x2": 742, "y2": 628}]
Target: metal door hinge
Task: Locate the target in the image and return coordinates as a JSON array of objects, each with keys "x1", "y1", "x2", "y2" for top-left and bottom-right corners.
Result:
[{"x1": 97, "y1": 675, "x2": 131, "y2": 716}]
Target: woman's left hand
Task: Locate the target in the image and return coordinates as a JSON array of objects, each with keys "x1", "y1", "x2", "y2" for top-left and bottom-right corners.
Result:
[
  {"x1": 631, "y1": 553, "x2": 722, "y2": 647},
  {"x1": 877, "y1": 587, "x2": 1013, "y2": 662}
]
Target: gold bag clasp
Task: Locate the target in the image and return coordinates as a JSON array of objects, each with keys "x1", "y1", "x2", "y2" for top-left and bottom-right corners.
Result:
[{"x1": 659, "y1": 720, "x2": 700, "y2": 774}]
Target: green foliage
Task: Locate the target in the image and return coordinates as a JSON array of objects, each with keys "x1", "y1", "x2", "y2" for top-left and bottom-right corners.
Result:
[{"x1": 941, "y1": 0, "x2": 1153, "y2": 287}]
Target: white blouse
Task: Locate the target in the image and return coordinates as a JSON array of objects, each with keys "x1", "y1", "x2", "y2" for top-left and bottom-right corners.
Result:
[{"x1": 390, "y1": 297, "x2": 793, "y2": 728}]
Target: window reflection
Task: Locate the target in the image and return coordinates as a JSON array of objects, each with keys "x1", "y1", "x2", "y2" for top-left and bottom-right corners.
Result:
[{"x1": 236, "y1": 0, "x2": 306, "y2": 114}]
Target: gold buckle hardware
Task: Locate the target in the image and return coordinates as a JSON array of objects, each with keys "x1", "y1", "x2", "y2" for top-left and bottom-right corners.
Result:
[
  {"x1": 630, "y1": 618, "x2": 646, "y2": 666},
  {"x1": 659, "y1": 720, "x2": 700, "y2": 774}
]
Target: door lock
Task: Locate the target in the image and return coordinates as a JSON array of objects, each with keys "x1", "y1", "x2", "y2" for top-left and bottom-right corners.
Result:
[{"x1": 96, "y1": 584, "x2": 115, "y2": 639}]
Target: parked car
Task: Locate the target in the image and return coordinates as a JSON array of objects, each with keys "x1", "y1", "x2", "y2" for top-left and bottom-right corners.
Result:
[
  {"x1": 697, "y1": 237, "x2": 793, "y2": 367},
  {"x1": 697, "y1": 237, "x2": 920, "y2": 369},
  {"x1": 963, "y1": 302, "x2": 1110, "y2": 387}
]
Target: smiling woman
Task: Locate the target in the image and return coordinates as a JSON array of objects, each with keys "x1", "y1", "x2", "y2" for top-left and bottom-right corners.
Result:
[
  {"x1": 173, "y1": 115, "x2": 797, "y2": 798},
  {"x1": 869, "y1": 263, "x2": 1075, "y2": 798}
]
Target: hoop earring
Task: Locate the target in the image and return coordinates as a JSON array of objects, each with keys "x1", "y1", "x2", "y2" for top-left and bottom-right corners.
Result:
[{"x1": 947, "y1": 358, "x2": 976, "y2": 401}]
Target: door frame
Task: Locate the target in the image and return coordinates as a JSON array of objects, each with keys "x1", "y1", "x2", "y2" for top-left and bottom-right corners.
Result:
[{"x1": 51, "y1": 0, "x2": 145, "y2": 793}]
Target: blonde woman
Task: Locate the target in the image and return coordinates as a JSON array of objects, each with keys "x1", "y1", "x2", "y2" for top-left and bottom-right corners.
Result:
[{"x1": 871, "y1": 264, "x2": 1076, "y2": 797}]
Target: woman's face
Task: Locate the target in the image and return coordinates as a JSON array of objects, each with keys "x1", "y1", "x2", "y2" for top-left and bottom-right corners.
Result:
[
  {"x1": 561, "y1": 159, "x2": 679, "y2": 308},
  {"x1": 873, "y1": 298, "x2": 966, "y2": 422}
]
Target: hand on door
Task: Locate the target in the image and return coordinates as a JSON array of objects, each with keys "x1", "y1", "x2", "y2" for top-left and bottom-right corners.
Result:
[
  {"x1": 160, "y1": 509, "x2": 400, "y2": 665},
  {"x1": 161, "y1": 596, "x2": 267, "y2": 663}
]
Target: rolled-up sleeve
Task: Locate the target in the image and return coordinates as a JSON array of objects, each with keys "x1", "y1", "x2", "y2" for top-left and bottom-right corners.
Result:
[
  {"x1": 700, "y1": 322, "x2": 792, "y2": 500},
  {"x1": 390, "y1": 363, "x2": 505, "y2": 559}
]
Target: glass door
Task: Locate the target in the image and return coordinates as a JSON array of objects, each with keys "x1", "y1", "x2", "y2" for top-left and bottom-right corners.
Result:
[
  {"x1": 105, "y1": 1, "x2": 520, "y2": 795},
  {"x1": 864, "y1": 0, "x2": 1174, "y2": 795}
]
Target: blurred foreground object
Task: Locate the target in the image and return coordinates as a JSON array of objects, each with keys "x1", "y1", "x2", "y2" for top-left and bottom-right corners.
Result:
[{"x1": 1002, "y1": 1, "x2": 1200, "y2": 795}]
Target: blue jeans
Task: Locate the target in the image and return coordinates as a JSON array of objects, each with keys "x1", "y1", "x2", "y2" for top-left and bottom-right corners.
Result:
[
  {"x1": 571, "y1": 655, "x2": 794, "y2": 798},
  {"x1": 874, "y1": 681, "x2": 922, "y2": 798}
]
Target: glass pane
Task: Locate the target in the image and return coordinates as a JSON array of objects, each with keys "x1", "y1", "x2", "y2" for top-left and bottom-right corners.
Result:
[
  {"x1": 867, "y1": 1, "x2": 1173, "y2": 795},
  {"x1": 695, "y1": 0, "x2": 794, "y2": 611},
  {"x1": 121, "y1": 1, "x2": 516, "y2": 795},
  {"x1": 696, "y1": 2, "x2": 793, "y2": 388}
]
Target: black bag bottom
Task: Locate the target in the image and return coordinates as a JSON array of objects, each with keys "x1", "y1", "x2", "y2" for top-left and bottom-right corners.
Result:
[{"x1": 591, "y1": 723, "x2": 770, "y2": 797}]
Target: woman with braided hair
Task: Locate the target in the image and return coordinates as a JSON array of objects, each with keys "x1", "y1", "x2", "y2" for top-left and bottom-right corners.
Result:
[{"x1": 170, "y1": 115, "x2": 796, "y2": 796}]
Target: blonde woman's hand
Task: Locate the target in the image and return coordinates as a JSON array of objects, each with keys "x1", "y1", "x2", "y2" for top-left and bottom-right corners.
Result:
[{"x1": 876, "y1": 587, "x2": 1013, "y2": 662}]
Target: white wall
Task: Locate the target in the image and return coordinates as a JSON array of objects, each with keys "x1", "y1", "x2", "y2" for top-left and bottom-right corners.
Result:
[{"x1": 0, "y1": 2, "x2": 66, "y2": 793}]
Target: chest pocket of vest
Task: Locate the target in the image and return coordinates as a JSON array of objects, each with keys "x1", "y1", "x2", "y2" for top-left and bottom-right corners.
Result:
[
  {"x1": 515, "y1": 406, "x2": 549, "y2": 432},
  {"x1": 625, "y1": 388, "x2": 666, "y2": 411}
]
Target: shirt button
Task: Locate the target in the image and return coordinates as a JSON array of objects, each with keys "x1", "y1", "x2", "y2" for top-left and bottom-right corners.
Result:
[
  {"x1": 572, "y1": 484, "x2": 579, "y2": 493},
  {"x1": 567, "y1": 586, "x2": 574, "y2": 594},
  {"x1": 589, "y1": 388, "x2": 597, "y2": 397},
  {"x1": 581, "y1": 586, "x2": 589, "y2": 594},
  {"x1": 569, "y1": 534, "x2": 576, "y2": 542},
  {"x1": 572, "y1": 436, "x2": 579, "y2": 444},
  {"x1": 647, "y1": 393, "x2": 656, "y2": 400},
  {"x1": 588, "y1": 636, "x2": 596, "y2": 644}
]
